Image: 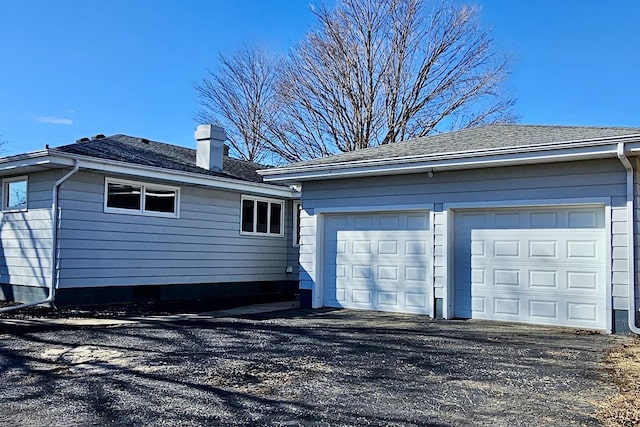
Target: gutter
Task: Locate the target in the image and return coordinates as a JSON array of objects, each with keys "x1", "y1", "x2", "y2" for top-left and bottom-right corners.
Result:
[
  {"x1": 261, "y1": 135, "x2": 640, "y2": 183},
  {"x1": 0, "y1": 161, "x2": 80, "y2": 313},
  {"x1": 616, "y1": 143, "x2": 640, "y2": 334},
  {"x1": 47, "y1": 150, "x2": 299, "y2": 199}
]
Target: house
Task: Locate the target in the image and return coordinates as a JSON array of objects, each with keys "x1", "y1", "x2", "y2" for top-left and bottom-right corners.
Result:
[
  {"x1": 260, "y1": 124, "x2": 640, "y2": 333},
  {"x1": 0, "y1": 125, "x2": 300, "y2": 309}
]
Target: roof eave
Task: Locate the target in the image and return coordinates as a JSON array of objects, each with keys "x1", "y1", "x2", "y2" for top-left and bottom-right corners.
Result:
[
  {"x1": 46, "y1": 150, "x2": 299, "y2": 198},
  {"x1": 0, "y1": 151, "x2": 77, "y2": 175},
  {"x1": 263, "y1": 139, "x2": 640, "y2": 184}
]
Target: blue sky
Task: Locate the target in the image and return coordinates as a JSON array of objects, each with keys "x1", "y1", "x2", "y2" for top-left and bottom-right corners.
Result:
[{"x1": 0, "y1": 0, "x2": 638, "y2": 156}]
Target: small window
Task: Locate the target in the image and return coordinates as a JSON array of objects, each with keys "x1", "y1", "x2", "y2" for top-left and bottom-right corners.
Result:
[
  {"x1": 145, "y1": 187, "x2": 176, "y2": 213},
  {"x1": 292, "y1": 201, "x2": 301, "y2": 246},
  {"x1": 3, "y1": 176, "x2": 28, "y2": 211},
  {"x1": 257, "y1": 201, "x2": 268, "y2": 233},
  {"x1": 240, "y1": 195, "x2": 284, "y2": 237},
  {"x1": 270, "y1": 203, "x2": 281, "y2": 234},
  {"x1": 107, "y1": 183, "x2": 141, "y2": 210},
  {"x1": 105, "y1": 178, "x2": 178, "y2": 218},
  {"x1": 241, "y1": 199, "x2": 254, "y2": 232}
]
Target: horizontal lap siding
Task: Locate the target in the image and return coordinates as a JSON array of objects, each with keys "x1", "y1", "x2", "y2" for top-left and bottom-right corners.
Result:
[
  {"x1": 56, "y1": 171, "x2": 293, "y2": 288},
  {"x1": 286, "y1": 203, "x2": 300, "y2": 278},
  {"x1": 612, "y1": 207, "x2": 630, "y2": 310},
  {"x1": 300, "y1": 159, "x2": 629, "y2": 310},
  {"x1": 303, "y1": 161, "x2": 625, "y2": 206},
  {"x1": 298, "y1": 208, "x2": 316, "y2": 291},
  {"x1": 0, "y1": 170, "x2": 62, "y2": 288}
]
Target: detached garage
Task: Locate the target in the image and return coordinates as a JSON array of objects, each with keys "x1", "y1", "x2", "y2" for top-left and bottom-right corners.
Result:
[{"x1": 261, "y1": 124, "x2": 640, "y2": 334}]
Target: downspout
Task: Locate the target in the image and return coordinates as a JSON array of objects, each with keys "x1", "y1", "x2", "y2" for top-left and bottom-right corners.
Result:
[
  {"x1": 616, "y1": 143, "x2": 640, "y2": 334},
  {"x1": 0, "y1": 161, "x2": 80, "y2": 313}
]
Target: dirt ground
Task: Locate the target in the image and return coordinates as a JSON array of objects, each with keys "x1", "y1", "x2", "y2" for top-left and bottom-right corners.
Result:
[
  {"x1": 595, "y1": 335, "x2": 640, "y2": 426},
  {"x1": 0, "y1": 298, "x2": 275, "y2": 319},
  {"x1": 0, "y1": 305, "x2": 634, "y2": 426}
]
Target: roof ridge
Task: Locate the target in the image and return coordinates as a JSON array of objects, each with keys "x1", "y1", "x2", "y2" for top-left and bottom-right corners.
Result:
[{"x1": 486, "y1": 123, "x2": 640, "y2": 130}]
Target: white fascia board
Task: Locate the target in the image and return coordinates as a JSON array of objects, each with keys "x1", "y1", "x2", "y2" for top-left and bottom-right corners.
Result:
[
  {"x1": 48, "y1": 152, "x2": 299, "y2": 199},
  {"x1": 0, "y1": 151, "x2": 75, "y2": 172},
  {"x1": 262, "y1": 142, "x2": 625, "y2": 183},
  {"x1": 621, "y1": 141, "x2": 640, "y2": 154}
]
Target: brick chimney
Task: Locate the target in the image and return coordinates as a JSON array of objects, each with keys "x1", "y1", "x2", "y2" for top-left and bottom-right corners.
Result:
[{"x1": 195, "y1": 124, "x2": 227, "y2": 171}]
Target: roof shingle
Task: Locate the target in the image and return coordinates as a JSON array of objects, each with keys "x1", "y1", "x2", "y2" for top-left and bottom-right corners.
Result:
[
  {"x1": 289, "y1": 124, "x2": 640, "y2": 168},
  {"x1": 54, "y1": 134, "x2": 266, "y2": 183}
]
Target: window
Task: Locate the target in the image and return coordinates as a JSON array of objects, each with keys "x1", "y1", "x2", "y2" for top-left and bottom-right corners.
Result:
[
  {"x1": 293, "y1": 200, "x2": 301, "y2": 246},
  {"x1": 105, "y1": 178, "x2": 179, "y2": 217},
  {"x1": 240, "y1": 196, "x2": 284, "y2": 236},
  {"x1": 3, "y1": 176, "x2": 28, "y2": 211}
]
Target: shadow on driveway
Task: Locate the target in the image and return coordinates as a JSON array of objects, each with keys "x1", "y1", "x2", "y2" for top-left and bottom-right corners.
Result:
[{"x1": 0, "y1": 308, "x2": 627, "y2": 426}]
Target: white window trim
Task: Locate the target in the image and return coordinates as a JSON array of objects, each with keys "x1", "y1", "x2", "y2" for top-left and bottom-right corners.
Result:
[
  {"x1": 240, "y1": 195, "x2": 285, "y2": 237},
  {"x1": 293, "y1": 200, "x2": 301, "y2": 247},
  {"x1": 104, "y1": 177, "x2": 180, "y2": 218},
  {"x1": 2, "y1": 175, "x2": 28, "y2": 212}
]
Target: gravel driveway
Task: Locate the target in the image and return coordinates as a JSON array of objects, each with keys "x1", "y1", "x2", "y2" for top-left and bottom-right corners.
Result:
[{"x1": 0, "y1": 307, "x2": 628, "y2": 426}]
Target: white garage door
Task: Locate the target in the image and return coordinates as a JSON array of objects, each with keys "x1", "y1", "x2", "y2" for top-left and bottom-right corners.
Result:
[
  {"x1": 324, "y1": 212, "x2": 431, "y2": 314},
  {"x1": 454, "y1": 206, "x2": 607, "y2": 329}
]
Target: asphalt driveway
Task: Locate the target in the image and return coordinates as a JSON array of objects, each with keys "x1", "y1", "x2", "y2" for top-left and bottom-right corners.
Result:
[{"x1": 0, "y1": 307, "x2": 628, "y2": 426}]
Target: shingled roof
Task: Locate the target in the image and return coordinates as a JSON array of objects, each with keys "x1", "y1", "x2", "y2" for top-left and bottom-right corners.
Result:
[
  {"x1": 288, "y1": 124, "x2": 640, "y2": 168},
  {"x1": 53, "y1": 134, "x2": 266, "y2": 183}
]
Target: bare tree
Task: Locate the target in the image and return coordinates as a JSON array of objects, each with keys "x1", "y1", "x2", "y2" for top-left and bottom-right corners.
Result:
[
  {"x1": 195, "y1": 46, "x2": 279, "y2": 163},
  {"x1": 269, "y1": 0, "x2": 516, "y2": 161}
]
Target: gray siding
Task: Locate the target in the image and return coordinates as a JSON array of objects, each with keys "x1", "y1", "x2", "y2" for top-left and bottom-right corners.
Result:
[
  {"x1": 56, "y1": 171, "x2": 296, "y2": 289},
  {"x1": 0, "y1": 169, "x2": 63, "y2": 288},
  {"x1": 611, "y1": 206, "x2": 631, "y2": 310},
  {"x1": 299, "y1": 159, "x2": 631, "y2": 311},
  {"x1": 285, "y1": 200, "x2": 300, "y2": 278}
]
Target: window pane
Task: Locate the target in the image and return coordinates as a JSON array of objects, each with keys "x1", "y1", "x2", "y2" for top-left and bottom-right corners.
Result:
[
  {"x1": 6, "y1": 180, "x2": 27, "y2": 210},
  {"x1": 270, "y1": 203, "x2": 282, "y2": 234},
  {"x1": 242, "y1": 199, "x2": 254, "y2": 232},
  {"x1": 256, "y1": 201, "x2": 268, "y2": 233},
  {"x1": 107, "y1": 183, "x2": 141, "y2": 210},
  {"x1": 145, "y1": 188, "x2": 176, "y2": 213}
]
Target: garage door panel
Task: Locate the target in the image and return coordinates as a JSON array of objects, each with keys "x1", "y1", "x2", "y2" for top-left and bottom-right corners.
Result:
[
  {"x1": 352, "y1": 290, "x2": 372, "y2": 304},
  {"x1": 324, "y1": 212, "x2": 432, "y2": 314},
  {"x1": 379, "y1": 240, "x2": 398, "y2": 255},
  {"x1": 529, "y1": 270, "x2": 558, "y2": 289},
  {"x1": 567, "y1": 302, "x2": 600, "y2": 322},
  {"x1": 472, "y1": 296, "x2": 487, "y2": 314},
  {"x1": 530, "y1": 240, "x2": 557, "y2": 257},
  {"x1": 458, "y1": 208, "x2": 604, "y2": 230},
  {"x1": 406, "y1": 266, "x2": 428, "y2": 282},
  {"x1": 567, "y1": 209, "x2": 602, "y2": 227},
  {"x1": 529, "y1": 299, "x2": 558, "y2": 319},
  {"x1": 473, "y1": 265, "x2": 603, "y2": 293},
  {"x1": 407, "y1": 214, "x2": 429, "y2": 229},
  {"x1": 473, "y1": 296, "x2": 604, "y2": 324},
  {"x1": 455, "y1": 207, "x2": 606, "y2": 329},
  {"x1": 567, "y1": 271, "x2": 599, "y2": 290},
  {"x1": 406, "y1": 292, "x2": 428, "y2": 308}
]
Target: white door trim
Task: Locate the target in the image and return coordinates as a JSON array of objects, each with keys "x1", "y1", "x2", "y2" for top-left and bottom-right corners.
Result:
[
  {"x1": 314, "y1": 203, "x2": 435, "y2": 214},
  {"x1": 443, "y1": 197, "x2": 610, "y2": 210},
  {"x1": 313, "y1": 213, "x2": 325, "y2": 308}
]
